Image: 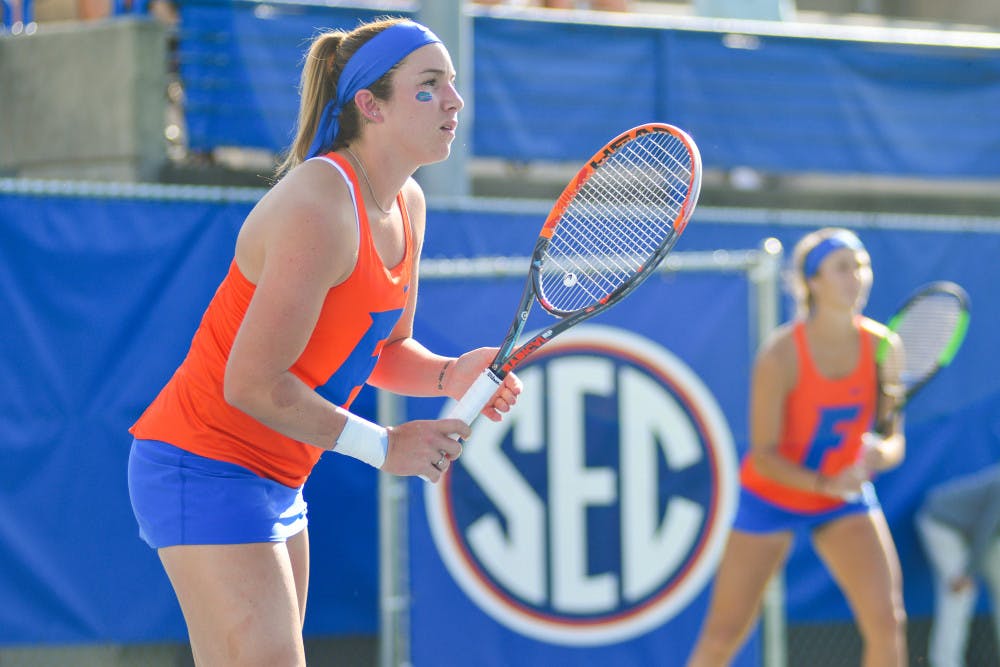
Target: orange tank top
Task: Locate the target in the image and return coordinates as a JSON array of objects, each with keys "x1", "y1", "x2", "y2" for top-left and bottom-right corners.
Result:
[
  {"x1": 740, "y1": 317, "x2": 878, "y2": 512},
  {"x1": 130, "y1": 153, "x2": 412, "y2": 487}
]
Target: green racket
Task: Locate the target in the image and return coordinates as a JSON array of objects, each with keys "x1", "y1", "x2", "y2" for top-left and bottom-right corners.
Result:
[{"x1": 876, "y1": 280, "x2": 970, "y2": 430}]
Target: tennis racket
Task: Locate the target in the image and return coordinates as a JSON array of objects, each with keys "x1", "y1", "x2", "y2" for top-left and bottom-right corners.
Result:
[
  {"x1": 446, "y1": 122, "x2": 702, "y2": 426},
  {"x1": 875, "y1": 280, "x2": 970, "y2": 433}
]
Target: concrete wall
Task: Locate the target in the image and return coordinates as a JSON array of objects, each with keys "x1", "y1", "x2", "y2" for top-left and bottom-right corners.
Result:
[{"x1": 0, "y1": 17, "x2": 167, "y2": 181}]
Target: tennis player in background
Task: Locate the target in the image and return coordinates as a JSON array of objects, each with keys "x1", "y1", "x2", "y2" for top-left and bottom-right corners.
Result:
[
  {"x1": 127, "y1": 18, "x2": 520, "y2": 666},
  {"x1": 686, "y1": 227, "x2": 908, "y2": 667}
]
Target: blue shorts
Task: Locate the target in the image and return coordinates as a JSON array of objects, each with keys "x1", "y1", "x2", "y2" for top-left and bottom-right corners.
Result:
[
  {"x1": 127, "y1": 438, "x2": 308, "y2": 549},
  {"x1": 732, "y1": 483, "x2": 879, "y2": 535}
]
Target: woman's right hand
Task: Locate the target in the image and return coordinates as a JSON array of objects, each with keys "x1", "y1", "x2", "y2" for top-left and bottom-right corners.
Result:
[{"x1": 381, "y1": 418, "x2": 469, "y2": 483}]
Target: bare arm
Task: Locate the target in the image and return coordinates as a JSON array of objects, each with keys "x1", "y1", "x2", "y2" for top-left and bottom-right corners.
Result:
[
  {"x1": 366, "y1": 178, "x2": 521, "y2": 421},
  {"x1": 861, "y1": 328, "x2": 906, "y2": 472},
  {"x1": 221, "y1": 165, "x2": 468, "y2": 481},
  {"x1": 223, "y1": 169, "x2": 356, "y2": 449},
  {"x1": 746, "y1": 331, "x2": 829, "y2": 493}
]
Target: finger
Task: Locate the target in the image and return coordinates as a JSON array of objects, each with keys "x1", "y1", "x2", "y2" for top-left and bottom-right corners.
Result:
[
  {"x1": 439, "y1": 418, "x2": 472, "y2": 441},
  {"x1": 434, "y1": 448, "x2": 457, "y2": 472},
  {"x1": 491, "y1": 395, "x2": 512, "y2": 414},
  {"x1": 439, "y1": 437, "x2": 463, "y2": 459},
  {"x1": 481, "y1": 391, "x2": 515, "y2": 421},
  {"x1": 503, "y1": 372, "x2": 523, "y2": 393},
  {"x1": 500, "y1": 378, "x2": 521, "y2": 398},
  {"x1": 434, "y1": 440, "x2": 463, "y2": 463}
]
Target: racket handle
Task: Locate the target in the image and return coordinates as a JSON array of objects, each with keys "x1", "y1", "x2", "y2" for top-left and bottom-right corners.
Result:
[{"x1": 446, "y1": 368, "x2": 503, "y2": 426}]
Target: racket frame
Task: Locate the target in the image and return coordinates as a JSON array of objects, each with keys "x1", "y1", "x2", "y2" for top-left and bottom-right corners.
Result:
[
  {"x1": 876, "y1": 280, "x2": 970, "y2": 412},
  {"x1": 446, "y1": 123, "x2": 701, "y2": 425},
  {"x1": 493, "y1": 123, "x2": 701, "y2": 378},
  {"x1": 869, "y1": 280, "x2": 970, "y2": 441}
]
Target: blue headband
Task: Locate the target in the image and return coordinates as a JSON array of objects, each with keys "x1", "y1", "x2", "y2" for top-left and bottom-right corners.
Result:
[
  {"x1": 306, "y1": 21, "x2": 442, "y2": 159},
  {"x1": 803, "y1": 232, "x2": 864, "y2": 278}
]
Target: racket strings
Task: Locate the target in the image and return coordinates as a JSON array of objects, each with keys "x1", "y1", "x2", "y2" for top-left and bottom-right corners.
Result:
[
  {"x1": 892, "y1": 294, "x2": 964, "y2": 388},
  {"x1": 540, "y1": 132, "x2": 694, "y2": 313},
  {"x1": 570, "y1": 138, "x2": 691, "y2": 255}
]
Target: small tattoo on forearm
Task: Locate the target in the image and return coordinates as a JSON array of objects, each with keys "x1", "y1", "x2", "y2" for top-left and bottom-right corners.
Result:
[{"x1": 437, "y1": 360, "x2": 452, "y2": 391}]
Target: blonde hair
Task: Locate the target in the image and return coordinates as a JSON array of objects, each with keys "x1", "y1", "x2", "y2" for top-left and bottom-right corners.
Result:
[
  {"x1": 787, "y1": 227, "x2": 868, "y2": 318},
  {"x1": 275, "y1": 17, "x2": 409, "y2": 178}
]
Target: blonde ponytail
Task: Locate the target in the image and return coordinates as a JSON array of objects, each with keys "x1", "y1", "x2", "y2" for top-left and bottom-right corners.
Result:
[{"x1": 276, "y1": 31, "x2": 344, "y2": 177}]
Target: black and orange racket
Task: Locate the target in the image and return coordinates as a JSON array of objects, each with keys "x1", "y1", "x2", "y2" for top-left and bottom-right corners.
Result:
[{"x1": 446, "y1": 123, "x2": 702, "y2": 425}]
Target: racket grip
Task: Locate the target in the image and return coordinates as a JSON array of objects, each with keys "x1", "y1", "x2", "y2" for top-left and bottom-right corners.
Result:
[{"x1": 446, "y1": 368, "x2": 503, "y2": 426}]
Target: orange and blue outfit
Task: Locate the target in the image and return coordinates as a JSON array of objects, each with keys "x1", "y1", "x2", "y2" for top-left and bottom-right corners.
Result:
[
  {"x1": 127, "y1": 153, "x2": 412, "y2": 548},
  {"x1": 733, "y1": 317, "x2": 881, "y2": 533}
]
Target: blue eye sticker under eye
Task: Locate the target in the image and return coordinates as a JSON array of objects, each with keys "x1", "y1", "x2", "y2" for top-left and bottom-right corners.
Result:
[{"x1": 416, "y1": 91, "x2": 432, "y2": 102}]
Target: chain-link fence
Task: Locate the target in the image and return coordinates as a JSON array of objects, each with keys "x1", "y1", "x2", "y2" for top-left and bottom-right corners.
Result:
[{"x1": 788, "y1": 616, "x2": 999, "y2": 666}]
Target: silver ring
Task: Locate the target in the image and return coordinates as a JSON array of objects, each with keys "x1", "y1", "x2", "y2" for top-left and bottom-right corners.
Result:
[{"x1": 434, "y1": 454, "x2": 447, "y2": 470}]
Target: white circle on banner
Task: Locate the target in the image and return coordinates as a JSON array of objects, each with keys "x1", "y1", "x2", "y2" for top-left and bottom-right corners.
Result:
[{"x1": 425, "y1": 324, "x2": 738, "y2": 646}]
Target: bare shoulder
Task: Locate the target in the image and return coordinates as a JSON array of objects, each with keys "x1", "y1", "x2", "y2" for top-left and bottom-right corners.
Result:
[
  {"x1": 756, "y1": 322, "x2": 798, "y2": 367},
  {"x1": 400, "y1": 176, "x2": 427, "y2": 242},
  {"x1": 270, "y1": 159, "x2": 355, "y2": 230},
  {"x1": 752, "y1": 321, "x2": 799, "y2": 390},
  {"x1": 237, "y1": 159, "x2": 358, "y2": 284}
]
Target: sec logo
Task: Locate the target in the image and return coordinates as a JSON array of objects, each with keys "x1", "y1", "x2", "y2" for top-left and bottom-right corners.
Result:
[{"x1": 425, "y1": 324, "x2": 737, "y2": 646}]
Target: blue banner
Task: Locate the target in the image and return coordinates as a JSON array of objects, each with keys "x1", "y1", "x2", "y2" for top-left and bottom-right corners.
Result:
[
  {"x1": 405, "y1": 274, "x2": 758, "y2": 666},
  {"x1": 0, "y1": 190, "x2": 379, "y2": 643},
  {"x1": 406, "y1": 211, "x2": 1000, "y2": 663},
  {"x1": 1, "y1": 186, "x2": 999, "y2": 654}
]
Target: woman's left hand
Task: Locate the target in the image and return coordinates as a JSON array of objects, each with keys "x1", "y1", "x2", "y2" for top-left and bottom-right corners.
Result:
[{"x1": 445, "y1": 347, "x2": 523, "y2": 422}]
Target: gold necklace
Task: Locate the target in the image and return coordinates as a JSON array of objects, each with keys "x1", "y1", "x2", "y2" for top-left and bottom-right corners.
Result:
[{"x1": 345, "y1": 146, "x2": 392, "y2": 216}]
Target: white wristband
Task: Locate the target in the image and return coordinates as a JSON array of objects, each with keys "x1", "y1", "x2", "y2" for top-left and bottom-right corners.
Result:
[{"x1": 334, "y1": 412, "x2": 388, "y2": 469}]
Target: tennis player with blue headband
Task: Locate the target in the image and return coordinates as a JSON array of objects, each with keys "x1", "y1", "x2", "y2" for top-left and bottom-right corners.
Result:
[
  {"x1": 127, "y1": 17, "x2": 521, "y2": 665},
  {"x1": 303, "y1": 20, "x2": 442, "y2": 159},
  {"x1": 802, "y1": 229, "x2": 866, "y2": 280},
  {"x1": 688, "y1": 227, "x2": 909, "y2": 666}
]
